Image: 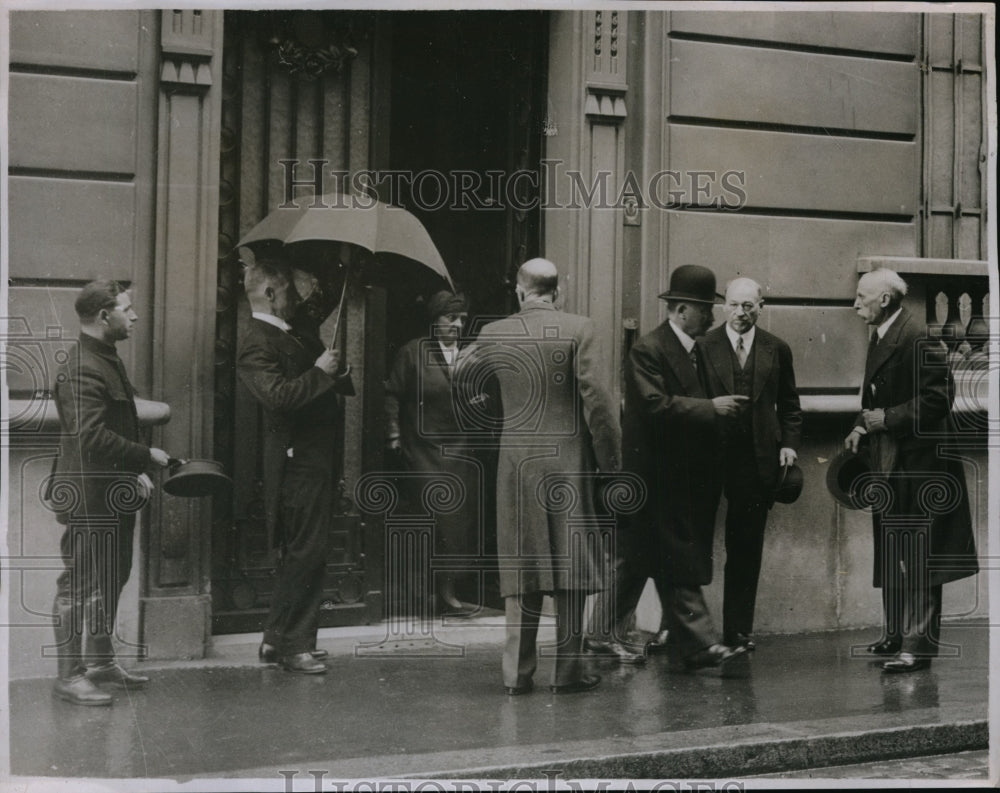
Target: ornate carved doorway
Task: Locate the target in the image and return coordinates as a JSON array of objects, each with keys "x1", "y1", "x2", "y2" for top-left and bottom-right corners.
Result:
[
  {"x1": 212, "y1": 11, "x2": 385, "y2": 634},
  {"x1": 211, "y1": 10, "x2": 547, "y2": 633}
]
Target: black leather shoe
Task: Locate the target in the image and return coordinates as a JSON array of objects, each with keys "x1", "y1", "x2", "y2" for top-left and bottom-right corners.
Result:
[
  {"x1": 280, "y1": 652, "x2": 327, "y2": 674},
  {"x1": 645, "y1": 629, "x2": 670, "y2": 654},
  {"x1": 86, "y1": 662, "x2": 149, "y2": 688},
  {"x1": 725, "y1": 633, "x2": 756, "y2": 652},
  {"x1": 503, "y1": 681, "x2": 533, "y2": 696},
  {"x1": 882, "y1": 652, "x2": 931, "y2": 674},
  {"x1": 259, "y1": 643, "x2": 328, "y2": 663},
  {"x1": 53, "y1": 676, "x2": 113, "y2": 706},
  {"x1": 550, "y1": 674, "x2": 601, "y2": 694},
  {"x1": 866, "y1": 638, "x2": 902, "y2": 656},
  {"x1": 683, "y1": 643, "x2": 746, "y2": 672},
  {"x1": 585, "y1": 639, "x2": 646, "y2": 664}
]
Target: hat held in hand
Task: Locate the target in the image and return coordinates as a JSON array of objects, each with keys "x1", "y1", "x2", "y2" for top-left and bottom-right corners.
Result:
[
  {"x1": 826, "y1": 448, "x2": 872, "y2": 509},
  {"x1": 773, "y1": 463, "x2": 804, "y2": 504}
]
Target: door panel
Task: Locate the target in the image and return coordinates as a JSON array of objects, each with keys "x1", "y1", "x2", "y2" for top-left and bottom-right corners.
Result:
[
  {"x1": 212, "y1": 11, "x2": 546, "y2": 630},
  {"x1": 212, "y1": 11, "x2": 383, "y2": 633}
]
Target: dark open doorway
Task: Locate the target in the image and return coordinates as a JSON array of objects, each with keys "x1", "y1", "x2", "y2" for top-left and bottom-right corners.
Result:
[
  {"x1": 384, "y1": 10, "x2": 548, "y2": 353},
  {"x1": 382, "y1": 11, "x2": 548, "y2": 613}
]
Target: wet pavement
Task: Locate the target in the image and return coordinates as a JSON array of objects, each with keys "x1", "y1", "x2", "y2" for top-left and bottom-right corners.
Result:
[{"x1": 7, "y1": 621, "x2": 989, "y2": 782}]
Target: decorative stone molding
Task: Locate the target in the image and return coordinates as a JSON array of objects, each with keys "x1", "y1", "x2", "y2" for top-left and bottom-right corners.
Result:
[
  {"x1": 588, "y1": 10, "x2": 626, "y2": 85},
  {"x1": 6, "y1": 397, "x2": 171, "y2": 435},
  {"x1": 259, "y1": 11, "x2": 366, "y2": 79},
  {"x1": 160, "y1": 59, "x2": 213, "y2": 88},
  {"x1": 160, "y1": 10, "x2": 216, "y2": 89},
  {"x1": 585, "y1": 86, "x2": 627, "y2": 122},
  {"x1": 857, "y1": 255, "x2": 989, "y2": 277}
]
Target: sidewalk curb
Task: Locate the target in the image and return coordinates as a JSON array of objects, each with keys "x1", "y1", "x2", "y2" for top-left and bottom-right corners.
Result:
[
  {"x1": 194, "y1": 707, "x2": 986, "y2": 780},
  {"x1": 418, "y1": 718, "x2": 987, "y2": 781}
]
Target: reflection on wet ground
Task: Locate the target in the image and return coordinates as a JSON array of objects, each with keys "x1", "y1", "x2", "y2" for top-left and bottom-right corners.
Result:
[{"x1": 9, "y1": 624, "x2": 987, "y2": 779}]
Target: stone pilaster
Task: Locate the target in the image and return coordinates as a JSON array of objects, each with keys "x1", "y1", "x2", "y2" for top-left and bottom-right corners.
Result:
[
  {"x1": 544, "y1": 11, "x2": 629, "y2": 401},
  {"x1": 141, "y1": 10, "x2": 224, "y2": 659}
]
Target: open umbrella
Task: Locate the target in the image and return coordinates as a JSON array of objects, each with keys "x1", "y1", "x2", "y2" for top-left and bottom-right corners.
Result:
[{"x1": 237, "y1": 193, "x2": 453, "y2": 347}]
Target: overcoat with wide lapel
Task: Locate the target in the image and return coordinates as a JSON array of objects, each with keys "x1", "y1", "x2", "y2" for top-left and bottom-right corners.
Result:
[
  {"x1": 477, "y1": 301, "x2": 621, "y2": 597},
  {"x1": 854, "y1": 307, "x2": 978, "y2": 587},
  {"x1": 237, "y1": 318, "x2": 353, "y2": 549},
  {"x1": 384, "y1": 337, "x2": 483, "y2": 554},
  {"x1": 701, "y1": 325, "x2": 802, "y2": 492},
  {"x1": 622, "y1": 321, "x2": 722, "y2": 586}
]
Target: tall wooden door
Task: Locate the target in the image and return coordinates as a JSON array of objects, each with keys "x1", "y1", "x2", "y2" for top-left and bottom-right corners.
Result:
[
  {"x1": 211, "y1": 11, "x2": 385, "y2": 633},
  {"x1": 210, "y1": 10, "x2": 548, "y2": 631}
]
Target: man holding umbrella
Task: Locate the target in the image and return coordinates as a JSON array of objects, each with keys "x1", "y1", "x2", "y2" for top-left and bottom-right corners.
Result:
[{"x1": 238, "y1": 257, "x2": 354, "y2": 674}]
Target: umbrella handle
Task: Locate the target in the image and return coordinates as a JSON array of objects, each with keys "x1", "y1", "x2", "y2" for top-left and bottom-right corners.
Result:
[{"x1": 328, "y1": 264, "x2": 351, "y2": 351}]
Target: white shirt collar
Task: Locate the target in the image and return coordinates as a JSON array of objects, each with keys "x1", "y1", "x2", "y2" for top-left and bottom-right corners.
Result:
[
  {"x1": 876, "y1": 307, "x2": 903, "y2": 339},
  {"x1": 252, "y1": 311, "x2": 293, "y2": 333},
  {"x1": 668, "y1": 319, "x2": 696, "y2": 354},
  {"x1": 725, "y1": 323, "x2": 756, "y2": 352}
]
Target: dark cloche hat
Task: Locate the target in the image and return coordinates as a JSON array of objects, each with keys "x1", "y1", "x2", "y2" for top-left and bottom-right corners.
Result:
[
  {"x1": 826, "y1": 448, "x2": 872, "y2": 510},
  {"x1": 657, "y1": 264, "x2": 723, "y2": 304},
  {"x1": 425, "y1": 290, "x2": 469, "y2": 320},
  {"x1": 773, "y1": 464, "x2": 804, "y2": 504}
]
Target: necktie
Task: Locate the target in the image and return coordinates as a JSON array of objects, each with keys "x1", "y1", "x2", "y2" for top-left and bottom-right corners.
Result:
[
  {"x1": 287, "y1": 327, "x2": 312, "y2": 350},
  {"x1": 866, "y1": 333, "x2": 880, "y2": 400},
  {"x1": 688, "y1": 347, "x2": 699, "y2": 371},
  {"x1": 736, "y1": 336, "x2": 748, "y2": 369},
  {"x1": 867, "y1": 332, "x2": 880, "y2": 364}
]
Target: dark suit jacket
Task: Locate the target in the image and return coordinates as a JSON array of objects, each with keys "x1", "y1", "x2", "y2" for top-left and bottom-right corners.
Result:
[
  {"x1": 237, "y1": 318, "x2": 353, "y2": 548},
  {"x1": 49, "y1": 334, "x2": 150, "y2": 524},
  {"x1": 701, "y1": 325, "x2": 802, "y2": 492},
  {"x1": 854, "y1": 307, "x2": 977, "y2": 586},
  {"x1": 622, "y1": 321, "x2": 721, "y2": 586}
]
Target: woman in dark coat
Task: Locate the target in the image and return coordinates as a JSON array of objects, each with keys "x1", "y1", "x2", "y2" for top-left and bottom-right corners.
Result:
[{"x1": 385, "y1": 291, "x2": 482, "y2": 614}]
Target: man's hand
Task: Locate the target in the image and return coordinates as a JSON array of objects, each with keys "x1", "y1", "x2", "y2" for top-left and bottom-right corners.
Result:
[
  {"x1": 150, "y1": 447, "x2": 170, "y2": 467},
  {"x1": 315, "y1": 349, "x2": 341, "y2": 376},
  {"x1": 779, "y1": 447, "x2": 797, "y2": 467},
  {"x1": 712, "y1": 395, "x2": 750, "y2": 416},
  {"x1": 137, "y1": 473, "x2": 154, "y2": 500},
  {"x1": 861, "y1": 408, "x2": 887, "y2": 433},
  {"x1": 844, "y1": 427, "x2": 866, "y2": 453}
]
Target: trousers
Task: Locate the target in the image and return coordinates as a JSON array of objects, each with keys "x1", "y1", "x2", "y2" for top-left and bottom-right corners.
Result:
[
  {"x1": 263, "y1": 462, "x2": 333, "y2": 656},
  {"x1": 503, "y1": 590, "x2": 587, "y2": 688},
  {"x1": 52, "y1": 518, "x2": 135, "y2": 680}
]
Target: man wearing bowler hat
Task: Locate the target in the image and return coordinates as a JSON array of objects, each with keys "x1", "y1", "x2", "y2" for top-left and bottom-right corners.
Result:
[
  {"x1": 701, "y1": 277, "x2": 802, "y2": 652},
  {"x1": 602, "y1": 264, "x2": 749, "y2": 671},
  {"x1": 845, "y1": 268, "x2": 977, "y2": 673}
]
